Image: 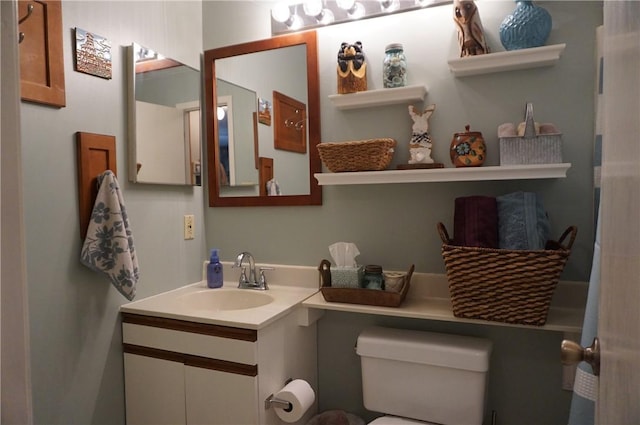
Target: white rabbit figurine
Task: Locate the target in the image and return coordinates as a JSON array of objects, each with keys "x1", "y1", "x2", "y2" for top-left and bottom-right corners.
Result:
[{"x1": 408, "y1": 104, "x2": 436, "y2": 164}]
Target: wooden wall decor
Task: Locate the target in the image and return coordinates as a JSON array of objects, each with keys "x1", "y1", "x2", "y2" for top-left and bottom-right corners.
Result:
[
  {"x1": 273, "y1": 90, "x2": 307, "y2": 154},
  {"x1": 19, "y1": 0, "x2": 66, "y2": 107},
  {"x1": 76, "y1": 132, "x2": 117, "y2": 239}
]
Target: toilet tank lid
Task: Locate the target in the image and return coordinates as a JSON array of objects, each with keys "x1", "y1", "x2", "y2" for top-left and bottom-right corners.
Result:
[{"x1": 356, "y1": 327, "x2": 492, "y2": 372}]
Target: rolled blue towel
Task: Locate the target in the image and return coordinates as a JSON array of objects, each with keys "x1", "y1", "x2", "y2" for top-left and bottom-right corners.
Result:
[{"x1": 497, "y1": 191, "x2": 550, "y2": 250}]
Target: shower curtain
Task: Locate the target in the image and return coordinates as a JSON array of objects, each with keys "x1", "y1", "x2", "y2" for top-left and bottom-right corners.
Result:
[{"x1": 567, "y1": 25, "x2": 604, "y2": 425}]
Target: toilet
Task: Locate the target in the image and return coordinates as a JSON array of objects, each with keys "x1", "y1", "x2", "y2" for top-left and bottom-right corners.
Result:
[{"x1": 356, "y1": 327, "x2": 492, "y2": 425}]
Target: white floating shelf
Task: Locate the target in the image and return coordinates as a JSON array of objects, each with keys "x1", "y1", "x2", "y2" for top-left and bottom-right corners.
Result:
[
  {"x1": 448, "y1": 43, "x2": 566, "y2": 77},
  {"x1": 328, "y1": 84, "x2": 427, "y2": 110},
  {"x1": 314, "y1": 163, "x2": 571, "y2": 186}
]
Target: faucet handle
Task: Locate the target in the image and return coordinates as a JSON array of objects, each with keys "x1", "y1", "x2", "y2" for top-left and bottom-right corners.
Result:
[{"x1": 258, "y1": 267, "x2": 275, "y2": 289}]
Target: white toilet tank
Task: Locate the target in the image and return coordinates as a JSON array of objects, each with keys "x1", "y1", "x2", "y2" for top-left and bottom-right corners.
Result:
[{"x1": 356, "y1": 327, "x2": 492, "y2": 425}]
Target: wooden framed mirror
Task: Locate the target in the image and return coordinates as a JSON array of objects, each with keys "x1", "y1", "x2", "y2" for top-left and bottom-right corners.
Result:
[{"x1": 204, "y1": 31, "x2": 322, "y2": 207}]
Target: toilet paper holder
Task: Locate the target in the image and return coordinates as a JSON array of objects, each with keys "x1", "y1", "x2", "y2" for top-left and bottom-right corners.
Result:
[{"x1": 265, "y1": 378, "x2": 293, "y2": 411}]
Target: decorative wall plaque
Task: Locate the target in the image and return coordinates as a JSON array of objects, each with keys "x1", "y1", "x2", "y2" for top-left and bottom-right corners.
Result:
[{"x1": 74, "y1": 27, "x2": 112, "y2": 79}]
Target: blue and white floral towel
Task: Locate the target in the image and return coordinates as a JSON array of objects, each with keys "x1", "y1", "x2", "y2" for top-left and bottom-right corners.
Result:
[{"x1": 81, "y1": 170, "x2": 139, "y2": 300}]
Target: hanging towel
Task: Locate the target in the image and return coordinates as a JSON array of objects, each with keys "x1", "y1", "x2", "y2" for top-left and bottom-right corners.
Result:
[
  {"x1": 568, "y1": 26, "x2": 604, "y2": 425},
  {"x1": 81, "y1": 170, "x2": 139, "y2": 301},
  {"x1": 266, "y1": 178, "x2": 281, "y2": 196}
]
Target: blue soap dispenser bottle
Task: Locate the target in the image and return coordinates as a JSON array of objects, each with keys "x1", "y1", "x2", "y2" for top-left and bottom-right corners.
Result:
[{"x1": 207, "y1": 249, "x2": 223, "y2": 288}]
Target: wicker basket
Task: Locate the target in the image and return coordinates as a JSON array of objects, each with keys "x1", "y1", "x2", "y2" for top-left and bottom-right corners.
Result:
[
  {"x1": 318, "y1": 260, "x2": 414, "y2": 307},
  {"x1": 317, "y1": 138, "x2": 396, "y2": 172},
  {"x1": 499, "y1": 103, "x2": 563, "y2": 165},
  {"x1": 437, "y1": 222, "x2": 577, "y2": 326}
]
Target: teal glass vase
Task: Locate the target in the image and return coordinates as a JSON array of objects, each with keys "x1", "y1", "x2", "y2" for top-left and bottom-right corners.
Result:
[{"x1": 499, "y1": 1, "x2": 552, "y2": 51}]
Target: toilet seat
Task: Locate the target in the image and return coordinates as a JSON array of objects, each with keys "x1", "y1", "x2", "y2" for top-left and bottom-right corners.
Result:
[{"x1": 368, "y1": 415, "x2": 429, "y2": 425}]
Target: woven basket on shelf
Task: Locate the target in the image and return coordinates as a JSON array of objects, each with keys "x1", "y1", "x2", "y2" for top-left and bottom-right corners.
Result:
[
  {"x1": 318, "y1": 260, "x2": 414, "y2": 308},
  {"x1": 437, "y1": 222, "x2": 577, "y2": 326},
  {"x1": 317, "y1": 138, "x2": 396, "y2": 172},
  {"x1": 499, "y1": 103, "x2": 563, "y2": 165}
]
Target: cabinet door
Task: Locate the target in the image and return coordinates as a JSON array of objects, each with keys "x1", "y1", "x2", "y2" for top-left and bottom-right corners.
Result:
[
  {"x1": 185, "y1": 366, "x2": 258, "y2": 425},
  {"x1": 124, "y1": 353, "x2": 186, "y2": 425}
]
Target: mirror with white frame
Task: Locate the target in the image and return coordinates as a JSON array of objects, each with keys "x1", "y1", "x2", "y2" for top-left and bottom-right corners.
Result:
[{"x1": 127, "y1": 42, "x2": 201, "y2": 186}]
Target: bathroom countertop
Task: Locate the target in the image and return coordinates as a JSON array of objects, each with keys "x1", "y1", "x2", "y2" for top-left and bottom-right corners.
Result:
[
  {"x1": 302, "y1": 271, "x2": 587, "y2": 334},
  {"x1": 120, "y1": 264, "x2": 586, "y2": 333},
  {"x1": 120, "y1": 280, "x2": 318, "y2": 330}
]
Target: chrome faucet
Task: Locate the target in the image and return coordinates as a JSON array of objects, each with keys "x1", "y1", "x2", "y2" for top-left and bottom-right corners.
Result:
[{"x1": 233, "y1": 252, "x2": 273, "y2": 290}]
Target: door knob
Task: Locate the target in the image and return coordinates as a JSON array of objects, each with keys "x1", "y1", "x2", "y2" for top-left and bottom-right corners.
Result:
[{"x1": 561, "y1": 337, "x2": 600, "y2": 376}]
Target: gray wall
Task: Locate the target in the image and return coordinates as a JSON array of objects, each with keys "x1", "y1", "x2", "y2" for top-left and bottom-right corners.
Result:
[
  {"x1": 19, "y1": 2, "x2": 205, "y2": 424},
  {"x1": 203, "y1": 1, "x2": 598, "y2": 281},
  {"x1": 202, "y1": 1, "x2": 602, "y2": 424}
]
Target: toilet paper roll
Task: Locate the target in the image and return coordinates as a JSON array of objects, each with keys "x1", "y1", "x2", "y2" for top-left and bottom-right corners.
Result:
[{"x1": 273, "y1": 379, "x2": 315, "y2": 423}]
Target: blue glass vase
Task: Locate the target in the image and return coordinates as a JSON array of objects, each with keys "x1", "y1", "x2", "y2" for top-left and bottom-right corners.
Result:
[{"x1": 499, "y1": 1, "x2": 552, "y2": 51}]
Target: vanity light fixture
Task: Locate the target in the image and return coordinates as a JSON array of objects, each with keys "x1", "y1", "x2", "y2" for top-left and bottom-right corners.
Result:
[
  {"x1": 336, "y1": 0, "x2": 366, "y2": 19},
  {"x1": 303, "y1": 0, "x2": 335, "y2": 25},
  {"x1": 271, "y1": 0, "x2": 451, "y2": 35},
  {"x1": 271, "y1": 2, "x2": 304, "y2": 31},
  {"x1": 378, "y1": 0, "x2": 400, "y2": 13}
]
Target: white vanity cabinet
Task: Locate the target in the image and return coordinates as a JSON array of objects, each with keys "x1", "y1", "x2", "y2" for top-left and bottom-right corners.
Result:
[{"x1": 121, "y1": 310, "x2": 317, "y2": 425}]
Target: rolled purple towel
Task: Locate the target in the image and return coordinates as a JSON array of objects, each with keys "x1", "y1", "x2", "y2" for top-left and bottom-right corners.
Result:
[{"x1": 453, "y1": 196, "x2": 499, "y2": 248}]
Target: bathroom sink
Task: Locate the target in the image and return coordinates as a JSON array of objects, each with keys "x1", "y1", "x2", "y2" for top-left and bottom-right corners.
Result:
[
  {"x1": 121, "y1": 279, "x2": 318, "y2": 329},
  {"x1": 177, "y1": 289, "x2": 274, "y2": 311}
]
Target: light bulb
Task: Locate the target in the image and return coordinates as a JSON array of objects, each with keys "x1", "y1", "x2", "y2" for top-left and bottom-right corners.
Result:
[
  {"x1": 217, "y1": 107, "x2": 225, "y2": 121},
  {"x1": 271, "y1": 2, "x2": 292, "y2": 23},
  {"x1": 288, "y1": 14, "x2": 304, "y2": 30},
  {"x1": 336, "y1": 0, "x2": 355, "y2": 10},
  {"x1": 347, "y1": 2, "x2": 365, "y2": 19},
  {"x1": 303, "y1": 0, "x2": 323, "y2": 17},
  {"x1": 318, "y1": 9, "x2": 334, "y2": 24},
  {"x1": 379, "y1": 0, "x2": 400, "y2": 12}
]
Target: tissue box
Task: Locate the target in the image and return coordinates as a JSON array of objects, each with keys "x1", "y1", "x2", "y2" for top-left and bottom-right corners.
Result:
[{"x1": 330, "y1": 266, "x2": 363, "y2": 288}]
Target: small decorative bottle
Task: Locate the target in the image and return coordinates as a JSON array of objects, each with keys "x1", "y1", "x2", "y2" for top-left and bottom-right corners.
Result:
[
  {"x1": 383, "y1": 44, "x2": 407, "y2": 88},
  {"x1": 499, "y1": 0, "x2": 552, "y2": 51},
  {"x1": 207, "y1": 249, "x2": 223, "y2": 288}
]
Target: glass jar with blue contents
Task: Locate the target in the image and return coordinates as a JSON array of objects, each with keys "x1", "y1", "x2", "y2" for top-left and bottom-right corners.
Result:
[
  {"x1": 383, "y1": 43, "x2": 407, "y2": 88},
  {"x1": 363, "y1": 265, "x2": 385, "y2": 290}
]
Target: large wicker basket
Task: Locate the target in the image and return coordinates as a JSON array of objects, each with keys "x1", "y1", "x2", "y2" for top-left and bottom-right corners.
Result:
[
  {"x1": 317, "y1": 138, "x2": 396, "y2": 172},
  {"x1": 437, "y1": 222, "x2": 577, "y2": 326}
]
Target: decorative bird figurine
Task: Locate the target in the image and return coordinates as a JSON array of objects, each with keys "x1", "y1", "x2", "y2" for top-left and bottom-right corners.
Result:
[
  {"x1": 337, "y1": 41, "x2": 367, "y2": 94},
  {"x1": 453, "y1": 0, "x2": 489, "y2": 57}
]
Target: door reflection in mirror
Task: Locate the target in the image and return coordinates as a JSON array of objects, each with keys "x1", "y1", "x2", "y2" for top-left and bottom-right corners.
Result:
[
  {"x1": 217, "y1": 104, "x2": 230, "y2": 186},
  {"x1": 216, "y1": 80, "x2": 259, "y2": 190}
]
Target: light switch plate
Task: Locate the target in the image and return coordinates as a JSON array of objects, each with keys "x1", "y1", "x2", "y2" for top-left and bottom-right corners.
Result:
[{"x1": 184, "y1": 215, "x2": 194, "y2": 240}]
